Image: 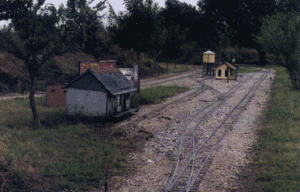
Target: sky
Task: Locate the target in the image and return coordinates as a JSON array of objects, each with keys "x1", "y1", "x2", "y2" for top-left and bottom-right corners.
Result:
[{"x1": 45, "y1": 0, "x2": 200, "y2": 13}]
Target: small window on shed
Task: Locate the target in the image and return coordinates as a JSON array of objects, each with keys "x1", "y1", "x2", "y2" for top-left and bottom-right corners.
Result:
[{"x1": 51, "y1": 89, "x2": 55, "y2": 93}]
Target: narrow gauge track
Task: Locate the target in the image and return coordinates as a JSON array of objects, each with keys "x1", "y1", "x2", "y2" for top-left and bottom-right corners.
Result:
[
  {"x1": 165, "y1": 70, "x2": 268, "y2": 191},
  {"x1": 195, "y1": 81, "x2": 221, "y2": 95},
  {"x1": 115, "y1": 86, "x2": 210, "y2": 130},
  {"x1": 140, "y1": 70, "x2": 200, "y2": 89},
  {"x1": 176, "y1": 72, "x2": 257, "y2": 137},
  {"x1": 165, "y1": 70, "x2": 270, "y2": 192},
  {"x1": 155, "y1": 73, "x2": 257, "y2": 163},
  {"x1": 138, "y1": 87, "x2": 209, "y2": 122}
]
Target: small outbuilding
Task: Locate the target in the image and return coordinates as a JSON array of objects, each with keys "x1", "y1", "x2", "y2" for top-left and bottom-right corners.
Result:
[
  {"x1": 215, "y1": 62, "x2": 237, "y2": 80},
  {"x1": 64, "y1": 68, "x2": 137, "y2": 117},
  {"x1": 46, "y1": 84, "x2": 66, "y2": 107}
]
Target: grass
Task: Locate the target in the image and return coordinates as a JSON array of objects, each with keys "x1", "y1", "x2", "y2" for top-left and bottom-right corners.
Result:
[
  {"x1": 251, "y1": 66, "x2": 300, "y2": 191},
  {"x1": 0, "y1": 96, "x2": 127, "y2": 191},
  {"x1": 131, "y1": 85, "x2": 190, "y2": 107},
  {"x1": 0, "y1": 85, "x2": 189, "y2": 191},
  {"x1": 157, "y1": 62, "x2": 192, "y2": 73},
  {"x1": 237, "y1": 66, "x2": 262, "y2": 73}
]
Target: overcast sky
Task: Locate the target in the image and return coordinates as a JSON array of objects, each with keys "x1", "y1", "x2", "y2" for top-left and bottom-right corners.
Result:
[{"x1": 46, "y1": 0, "x2": 199, "y2": 13}]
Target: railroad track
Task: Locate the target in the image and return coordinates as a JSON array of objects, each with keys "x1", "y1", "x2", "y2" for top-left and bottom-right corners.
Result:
[
  {"x1": 135, "y1": 72, "x2": 256, "y2": 161},
  {"x1": 115, "y1": 86, "x2": 211, "y2": 130},
  {"x1": 140, "y1": 70, "x2": 201, "y2": 89},
  {"x1": 176, "y1": 72, "x2": 257, "y2": 135},
  {"x1": 165, "y1": 70, "x2": 270, "y2": 192}
]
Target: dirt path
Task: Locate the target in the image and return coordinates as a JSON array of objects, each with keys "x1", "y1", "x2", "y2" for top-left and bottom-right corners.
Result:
[{"x1": 0, "y1": 92, "x2": 45, "y2": 100}]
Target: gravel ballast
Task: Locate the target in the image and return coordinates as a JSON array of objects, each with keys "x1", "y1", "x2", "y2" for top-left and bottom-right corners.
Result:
[{"x1": 107, "y1": 68, "x2": 275, "y2": 192}]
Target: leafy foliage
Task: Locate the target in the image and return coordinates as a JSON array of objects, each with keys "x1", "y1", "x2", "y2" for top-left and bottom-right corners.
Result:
[
  {"x1": 257, "y1": 13, "x2": 300, "y2": 89},
  {"x1": 160, "y1": 0, "x2": 200, "y2": 62},
  {"x1": 198, "y1": 0, "x2": 276, "y2": 48},
  {"x1": 0, "y1": 0, "x2": 60, "y2": 127},
  {"x1": 108, "y1": 0, "x2": 164, "y2": 55},
  {"x1": 57, "y1": 0, "x2": 107, "y2": 57}
]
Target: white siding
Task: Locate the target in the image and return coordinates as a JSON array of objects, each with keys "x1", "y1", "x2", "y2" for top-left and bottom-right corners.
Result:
[{"x1": 66, "y1": 88, "x2": 107, "y2": 116}]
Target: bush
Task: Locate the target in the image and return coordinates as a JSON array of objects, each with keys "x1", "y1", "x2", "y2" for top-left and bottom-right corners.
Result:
[{"x1": 144, "y1": 59, "x2": 154, "y2": 68}]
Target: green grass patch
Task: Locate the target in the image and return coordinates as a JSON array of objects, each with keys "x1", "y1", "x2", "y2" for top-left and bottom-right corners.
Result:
[
  {"x1": 237, "y1": 66, "x2": 262, "y2": 73},
  {"x1": 157, "y1": 62, "x2": 192, "y2": 73},
  {"x1": 131, "y1": 85, "x2": 190, "y2": 107},
  {"x1": 252, "y1": 66, "x2": 300, "y2": 191},
  {"x1": 0, "y1": 96, "x2": 127, "y2": 191}
]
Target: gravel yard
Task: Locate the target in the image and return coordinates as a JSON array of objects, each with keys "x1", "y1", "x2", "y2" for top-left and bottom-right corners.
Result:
[{"x1": 107, "y1": 68, "x2": 275, "y2": 192}]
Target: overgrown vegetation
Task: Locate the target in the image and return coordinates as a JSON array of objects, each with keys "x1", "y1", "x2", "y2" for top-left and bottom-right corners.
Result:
[
  {"x1": 0, "y1": 97, "x2": 127, "y2": 191},
  {"x1": 131, "y1": 86, "x2": 190, "y2": 108},
  {"x1": 257, "y1": 12, "x2": 300, "y2": 89},
  {"x1": 252, "y1": 66, "x2": 300, "y2": 191}
]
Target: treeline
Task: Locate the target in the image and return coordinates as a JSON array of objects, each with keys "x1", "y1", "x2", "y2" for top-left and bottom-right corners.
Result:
[
  {"x1": 0, "y1": 0, "x2": 113, "y2": 59},
  {"x1": 2, "y1": 0, "x2": 300, "y2": 66},
  {"x1": 0, "y1": 0, "x2": 300, "y2": 91},
  {"x1": 107, "y1": 0, "x2": 300, "y2": 65}
]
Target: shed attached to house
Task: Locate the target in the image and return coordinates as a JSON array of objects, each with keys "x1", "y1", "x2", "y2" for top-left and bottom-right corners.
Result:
[
  {"x1": 215, "y1": 62, "x2": 237, "y2": 80},
  {"x1": 64, "y1": 68, "x2": 137, "y2": 117}
]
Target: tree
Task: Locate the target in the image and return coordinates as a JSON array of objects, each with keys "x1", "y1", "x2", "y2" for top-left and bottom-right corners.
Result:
[
  {"x1": 108, "y1": 0, "x2": 164, "y2": 55},
  {"x1": 0, "y1": 0, "x2": 59, "y2": 127},
  {"x1": 275, "y1": 0, "x2": 300, "y2": 13},
  {"x1": 160, "y1": 0, "x2": 200, "y2": 63},
  {"x1": 58, "y1": 0, "x2": 107, "y2": 56},
  {"x1": 257, "y1": 13, "x2": 300, "y2": 89},
  {"x1": 198, "y1": 0, "x2": 277, "y2": 65}
]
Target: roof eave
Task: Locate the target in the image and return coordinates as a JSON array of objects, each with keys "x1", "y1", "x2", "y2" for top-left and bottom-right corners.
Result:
[{"x1": 111, "y1": 87, "x2": 137, "y2": 96}]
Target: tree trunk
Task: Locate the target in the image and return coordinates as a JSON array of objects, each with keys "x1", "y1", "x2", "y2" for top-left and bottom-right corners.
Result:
[{"x1": 29, "y1": 75, "x2": 41, "y2": 128}]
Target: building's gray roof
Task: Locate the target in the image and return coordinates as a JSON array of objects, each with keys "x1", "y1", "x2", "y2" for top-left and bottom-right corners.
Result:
[{"x1": 64, "y1": 68, "x2": 137, "y2": 95}]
